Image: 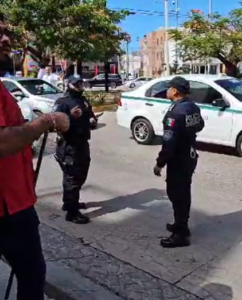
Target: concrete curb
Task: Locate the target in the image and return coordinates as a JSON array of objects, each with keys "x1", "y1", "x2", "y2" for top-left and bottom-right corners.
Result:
[{"x1": 45, "y1": 261, "x2": 123, "y2": 300}]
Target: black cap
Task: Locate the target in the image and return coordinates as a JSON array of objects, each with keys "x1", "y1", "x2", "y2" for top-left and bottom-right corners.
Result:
[
  {"x1": 168, "y1": 76, "x2": 190, "y2": 94},
  {"x1": 67, "y1": 75, "x2": 83, "y2": 85}
]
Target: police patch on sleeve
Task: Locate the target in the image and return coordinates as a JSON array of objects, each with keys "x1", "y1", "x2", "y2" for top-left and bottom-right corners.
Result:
[
  {"x1": 166, "y1": 118, "x2": 175, "y2": 127},
  {"x1": 163, "y1": 129, "x2": 173, "y2": 141},
  {"x1": 186, "y1": 113, "x2": 200, "y2": 127}
]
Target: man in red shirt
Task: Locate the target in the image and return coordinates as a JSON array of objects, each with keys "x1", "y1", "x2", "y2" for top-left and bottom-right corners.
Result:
[{"x1": 0, "y1": 14, "x2": 70, "y2": 300}]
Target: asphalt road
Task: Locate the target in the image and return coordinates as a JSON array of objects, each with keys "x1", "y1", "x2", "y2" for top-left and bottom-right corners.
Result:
[{"x1": 35, "y1": 112, "x2": 242, "y2": 300}]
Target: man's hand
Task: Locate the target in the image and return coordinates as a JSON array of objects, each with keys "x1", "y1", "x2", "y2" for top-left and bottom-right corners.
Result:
[
  {"x1": 0, "y1": 112, "x2": 70, "y2": 158},
  {"x1": 51, "y1": 112, "x2": 70, "y2": 132},
  {"x1": 90, "y1": 117, "x2": 97, "y2": 125},
  {"x1": 90, "y1": 117, "x2": 97, "y2": 130},
  {"x1": 70, "y1": 106, "x2": 82, "y2": 118},
  {"x1": 153, "y1": 165, "x2": 162, "y2": 177}
]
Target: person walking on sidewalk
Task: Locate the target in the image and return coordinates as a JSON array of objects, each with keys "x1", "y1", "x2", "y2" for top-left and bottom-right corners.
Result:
[
  {"x1": 153, "y1": 77, "x2": 204, "y2": 248},
  {"x1": 54, "y1": 76, "x2": 97, "y2": 224},
  {"x1": 0, "y1": 13, "x2": 70, "y2": 300}
]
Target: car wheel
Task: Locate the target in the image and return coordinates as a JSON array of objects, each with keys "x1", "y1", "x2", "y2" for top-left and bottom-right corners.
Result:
[
  {"x1": 235, "y1": 134, "x2": 242, "y2": 156},
  {"x1": 110, "y1": 82, "x2": 117, "y2": 89},
  {"x1": 131, "y1": 118, "x2": 155, "y2": 145},
  {"x1": 130, "y1": 83, "x2": 135, "y2": 88}
]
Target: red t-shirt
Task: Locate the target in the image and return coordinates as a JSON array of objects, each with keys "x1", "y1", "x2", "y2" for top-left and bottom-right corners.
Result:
[{"x1": 0, "y1": 81, "x2": 36, "y2": 217}]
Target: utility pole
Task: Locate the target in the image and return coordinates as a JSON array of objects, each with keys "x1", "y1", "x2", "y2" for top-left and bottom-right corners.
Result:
[
  {"x1": 164, "y1": 0, "x2": 170, "y2": 76},
  {"x1": 207, "y1": 0, "x2": 212, "y2": 74},
  {"x1": 126, "y1": 41, "x2": 130, "y2": 79},
  {"x1": 209, "y1": 0, "x2": 212, "y2": 20},
  {"x1": 175, "y1": 0, "x2": 179, "y2": 72}
]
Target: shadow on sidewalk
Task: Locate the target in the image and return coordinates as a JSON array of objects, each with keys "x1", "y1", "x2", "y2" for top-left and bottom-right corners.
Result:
[
  {"x1": 197, "y1": 283, "x2": 233, "y2": 300},
  {"x1": 85, "y1": 188, "x2": 167, "y2": 219},
  {"x1": 38, "y1": 184, "x2": 240, "y2": 300}
]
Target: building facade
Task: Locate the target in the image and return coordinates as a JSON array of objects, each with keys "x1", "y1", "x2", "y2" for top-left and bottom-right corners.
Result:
[
  {"x1": 140, "y1": 27, "x2": 224, "y2": 77},
  {"x1": 120, "y1": 52, "x2": 141, "y2": 79},
  {"x1": 140, "y1": 29, "x2": 166, "y2": 78}
]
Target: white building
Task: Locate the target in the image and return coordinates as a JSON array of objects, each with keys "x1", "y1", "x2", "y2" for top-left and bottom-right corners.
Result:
[
  {"x1": 121, "y1": 52, "x2": 141, "y2": 79},
  {"x1": 168, "y1": 40, "x2": 183, "y2": 67}
]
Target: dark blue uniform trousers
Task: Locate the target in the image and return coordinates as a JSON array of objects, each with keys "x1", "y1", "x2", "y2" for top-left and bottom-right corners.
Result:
[
  {"x1": 56, "y1": 141, "x2": 91, "y2": 212},
  {"x1": 166, "y1": 157, "x2": 197, "y2": 235},
  {"x1": 0, "y1": 206, "x2": 46, "y2": 300}
]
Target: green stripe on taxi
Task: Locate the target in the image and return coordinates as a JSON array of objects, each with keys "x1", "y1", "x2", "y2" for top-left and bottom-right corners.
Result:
[{"x1": 121, "y1": 95, "x2": 242, "y2": 114}]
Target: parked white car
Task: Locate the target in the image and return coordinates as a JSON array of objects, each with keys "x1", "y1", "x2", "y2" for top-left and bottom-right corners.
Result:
[
  {"x1": 117, "y1": 74, "x2": 242, "y2": 156},
  {"x1": 1, "y1": 77, "x2": 63, "y2": 114},
  {"x1": 124, "y1": 77, "x2": 153, "y2": 89},
  {"x1": 17, "y1": 100, "x2": 41, "y2": 151}
]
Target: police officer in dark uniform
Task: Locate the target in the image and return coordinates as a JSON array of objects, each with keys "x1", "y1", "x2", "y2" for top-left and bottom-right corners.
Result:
[
  {"x1": 153, "y1": 76, "x2": 204, "y2": 248},
  {"x1": 54, "y1": 76, "x2": 97, "y2": 224}
]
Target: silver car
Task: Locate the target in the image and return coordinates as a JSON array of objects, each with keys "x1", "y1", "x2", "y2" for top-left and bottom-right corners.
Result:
[
  {"x1": 124, "y1": 77, "x2": 153, "y2": 89},
  {"x1": 1, "y1": 77, "x2": 63, "y2": 114},
  {"x1": 17, "y1": 100, "x2": 41, "y2": 152}
]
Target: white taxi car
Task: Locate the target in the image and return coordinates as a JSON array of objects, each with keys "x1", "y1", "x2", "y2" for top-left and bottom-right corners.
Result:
[
  {"x1": 116, "y1": 74, "x2": 242, "y2": 156},
  {"x1": 1, "y1": 77, "x2": 63, "y2": 114}
]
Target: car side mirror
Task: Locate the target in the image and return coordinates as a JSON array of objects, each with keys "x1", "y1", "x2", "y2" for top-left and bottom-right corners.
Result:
[{"x1": 212, "y1": 98, "x2": 229, "y2": 108}]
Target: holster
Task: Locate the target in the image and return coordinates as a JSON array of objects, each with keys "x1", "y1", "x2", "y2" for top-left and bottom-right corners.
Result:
[
  {"x1": 56, "y1": 134, "x2": 64, "y2": 146},
  {"x1": 54, "y1": 154, "x2": 67, "y2": 173},
  {"x1": 55, "y1": 135, "x2": 68, "y2": 172}
]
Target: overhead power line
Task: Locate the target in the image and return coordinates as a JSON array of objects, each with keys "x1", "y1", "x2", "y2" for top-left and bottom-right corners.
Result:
[{"x1": 111, "y1": 7, "x2": 187, "y2": 17}]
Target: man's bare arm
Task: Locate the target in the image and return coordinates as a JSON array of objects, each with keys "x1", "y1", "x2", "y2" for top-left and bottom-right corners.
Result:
[{"x1": 0, "y1": 114, "x2": 54, "y2": 158}]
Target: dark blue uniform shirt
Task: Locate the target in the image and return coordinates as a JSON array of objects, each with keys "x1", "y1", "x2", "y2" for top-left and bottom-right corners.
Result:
[
  {"x1": 156, "y1": 98, "x2": 205, "y2": 168},
  {"x1": 54, "y1": 92, "x2": 94, "y2": 145}
]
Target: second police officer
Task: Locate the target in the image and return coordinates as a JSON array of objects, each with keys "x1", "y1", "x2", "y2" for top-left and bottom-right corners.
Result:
[
  {"x1": 153, "y1": 76, "x2": 205, "y2": 248},
  {"x1": 54, "y1": 76, "x2": 97, "y2": 224}
]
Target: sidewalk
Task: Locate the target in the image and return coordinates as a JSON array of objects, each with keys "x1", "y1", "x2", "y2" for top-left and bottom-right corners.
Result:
[
  {"x1": 0, "y1": 261, "x2": 54, "y2": 300},
  {"x1": 0, "y1": 228, "x2": 124, "y2": 300},
  {"x1": 0, "y1": 261, "x2": 16, "y2": 300},
  {"x1": 39, "y1": 222, "x2": 200, "y2": 300},
  {"x1": 2, "y1": 223, "x2": 195, "y2": 300},
  {"x1": 1, "y1": 222, "x2": 233, "y2": 300}
]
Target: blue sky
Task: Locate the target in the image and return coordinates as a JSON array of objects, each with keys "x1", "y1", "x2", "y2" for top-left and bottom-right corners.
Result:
[{"x1": 107, "y1": 0, "x2": 241, "y2": 51}]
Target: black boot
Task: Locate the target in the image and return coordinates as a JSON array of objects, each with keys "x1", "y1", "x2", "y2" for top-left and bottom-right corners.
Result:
[
  {"x1": 62, "y1": 202, "x2": 87, "y2": 211},
  {"x1": 160, "y1": 233, "x2": 190, "y2": 248},
  {"x1": 65, "y1": 211, "x2": 90, "y2": 224},
  {"x1": 166, "y1": 223, "x2": 191, "y2": 236}
]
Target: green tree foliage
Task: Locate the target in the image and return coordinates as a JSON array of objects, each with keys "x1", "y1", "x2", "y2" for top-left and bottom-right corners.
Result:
[
  {"x1": 169, "y1": 5, "x2": 242, "y2": 76},
  {"x1": 0, "y1": 0, "x2": 129, "y2": 65}
]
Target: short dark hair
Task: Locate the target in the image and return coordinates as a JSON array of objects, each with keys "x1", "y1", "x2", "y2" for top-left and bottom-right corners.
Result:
[{"x1": 168, "y1": 76, "x2": 190, "y2": 94}]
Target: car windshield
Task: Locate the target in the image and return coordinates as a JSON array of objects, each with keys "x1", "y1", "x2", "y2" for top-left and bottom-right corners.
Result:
[
  {"x1": 215, "y1": 79, "x2": 242, "y2": 101},
  {"x1": 19, "y1": 79, "x2": 60, "y2": 95}
]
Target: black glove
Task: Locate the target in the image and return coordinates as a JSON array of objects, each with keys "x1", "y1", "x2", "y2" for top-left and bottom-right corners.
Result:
[{"x1": 153, "y1": 165, "x2": 162, "y2": 177}]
